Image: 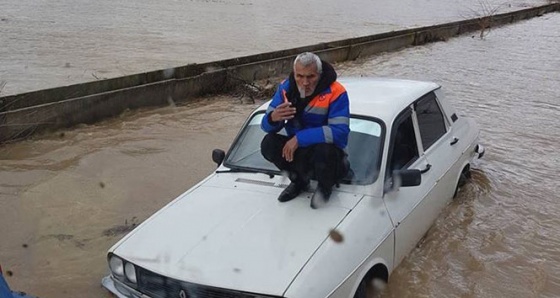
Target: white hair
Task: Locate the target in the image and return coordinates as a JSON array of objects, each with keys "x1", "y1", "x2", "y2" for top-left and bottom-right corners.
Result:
[{"x1": 293, "y1": 52, "x2": 322, "y2": 74}]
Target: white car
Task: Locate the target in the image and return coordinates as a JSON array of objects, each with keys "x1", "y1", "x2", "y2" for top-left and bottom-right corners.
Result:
[{"x1": 102, "y1": 78, "x2": 485, "y2": 298}]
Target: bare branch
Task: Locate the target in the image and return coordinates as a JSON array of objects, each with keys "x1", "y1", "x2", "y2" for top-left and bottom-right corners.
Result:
[{"x1": 463, "y1": 0, "x2": 508, "y2": 39}]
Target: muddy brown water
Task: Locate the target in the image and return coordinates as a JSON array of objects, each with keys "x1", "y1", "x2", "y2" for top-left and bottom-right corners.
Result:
[
  {"x1": 0, "y1": 0, "x2": 549, "y2": 96},
  {"x1": 1, "y1": 13, "x2": 560, "y2": 298}
]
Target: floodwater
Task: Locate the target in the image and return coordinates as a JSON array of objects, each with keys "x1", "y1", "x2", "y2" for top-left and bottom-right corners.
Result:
[
  {"x1": 1, "y1": 9, "x2": 559, "y2": 298},
  {"x1": 0, "y1": 97, "x2": 255, "y2": 297},
  {"x1": 336, "y1": 13, "x2": 560, "y2": 297},
  {"x1": 0, "y1": 0, "x2": 549, "y2": 96}
]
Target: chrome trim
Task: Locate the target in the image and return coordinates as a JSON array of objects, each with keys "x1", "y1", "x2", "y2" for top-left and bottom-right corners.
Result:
[
  {"x1": 102, "y1": 275, "x2": 148, "y2": 298},
  {"x1": 475, "y1": 144, "x2": 485, "y2": 159}
]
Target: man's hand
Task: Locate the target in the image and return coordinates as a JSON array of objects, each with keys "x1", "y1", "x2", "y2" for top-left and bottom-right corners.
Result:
[
  {"x1": 282, "y1": 136, "x2": 299, "y2": 162},
  {"x1": 271, "y1": 102, "x2": 296, "y2": 122}
]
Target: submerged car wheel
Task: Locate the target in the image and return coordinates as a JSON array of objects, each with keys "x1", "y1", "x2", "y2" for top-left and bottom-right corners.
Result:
[
  {"x1": 354, "y1": 265, "x2": 388, "y2": 298},
  {"x1": 354, "y1": 278, "x2": 375, "y2": 298},
  {"x1": 354, "y1": 278, "x2": 368, "y2": 298},
  {"x1": 354, "y1": 277, "x2": 388, "y2": 298},
  {"x1": 453, "y1": 165, "x2": 471, "y2": 198}
]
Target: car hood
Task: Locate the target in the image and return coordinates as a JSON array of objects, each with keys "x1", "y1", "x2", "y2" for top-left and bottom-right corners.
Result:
[{"x1": 111, "y1": 174, "x2": 361, "y2": 296}]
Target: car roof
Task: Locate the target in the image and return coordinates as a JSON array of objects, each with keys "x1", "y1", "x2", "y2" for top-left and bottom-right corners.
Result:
[
  {"x1": 340, "y1": 77, "x2": 440, "y2": 122},
  {"x1": 256, "y1": 77, "x2": 440, "y2": 124}
]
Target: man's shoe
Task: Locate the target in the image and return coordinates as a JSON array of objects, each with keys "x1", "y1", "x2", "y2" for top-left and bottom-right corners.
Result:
[
  {"x1": 278, "y1": 182, "x2": 308, "y2": 202},
  {"x1": 310, "y1": 187, "x2": 332, "y2": 209}
]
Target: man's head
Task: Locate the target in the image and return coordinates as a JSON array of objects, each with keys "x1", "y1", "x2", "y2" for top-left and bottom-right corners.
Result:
[{"x1": 293, "y1": 52, "x2": 322, "y2": 98}]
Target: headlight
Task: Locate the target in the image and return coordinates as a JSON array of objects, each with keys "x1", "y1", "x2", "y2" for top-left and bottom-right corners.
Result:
[
  {"x1": 125, "y1": 262, "x2": 137, "y2": 283},
  {"x1": 109, "y1": 255, "x2": 124, "y2": 277}
]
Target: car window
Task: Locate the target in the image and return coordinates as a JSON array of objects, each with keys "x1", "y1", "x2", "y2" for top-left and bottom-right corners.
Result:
[
  {"x1": 388, "y1": 114, "x2": 419, "y2": 173},
  {"x1": 225, "y1": 114, "x2": 284, "y2": 171},
  {"x1": 224, "y1": 112, "x2": 384, "y2": 185},
  {"x1": 345, "y1": 117, "x2": 384, "y2": 185},
  {"x1": 415, "y1": 92, "x2": 447, "y2": 150}
]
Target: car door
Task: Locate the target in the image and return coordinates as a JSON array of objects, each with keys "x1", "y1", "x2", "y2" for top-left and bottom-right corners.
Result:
[
  {"x1": 382, "y1": 106, "x2": 433, "y2": 266},
  {"x1": 414, "y1": 91, "x2": 462, "y2": 207}
]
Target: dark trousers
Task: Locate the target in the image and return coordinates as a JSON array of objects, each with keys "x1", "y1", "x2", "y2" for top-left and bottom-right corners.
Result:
[{"x1": 261, "y1": 133, "x2": 347, "y2": 191}]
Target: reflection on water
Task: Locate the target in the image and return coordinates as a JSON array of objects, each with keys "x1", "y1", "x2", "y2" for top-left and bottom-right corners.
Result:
[{"x1": 0, "y1": 13, "x2": 559, "y2": 298}]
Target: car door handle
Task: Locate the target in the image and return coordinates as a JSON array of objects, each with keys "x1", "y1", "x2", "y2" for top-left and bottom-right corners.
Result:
[
  {"x1": 450, "y1": 137, "x2": 459, "y2": 145},
  {"x1": 420, "y1": 164, "x2": 432, "y2": 174}
]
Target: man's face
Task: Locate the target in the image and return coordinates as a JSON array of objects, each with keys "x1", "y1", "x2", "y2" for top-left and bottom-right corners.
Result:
[{"x1": 294, "y1": 62, "x2": 320, "y2": 97}]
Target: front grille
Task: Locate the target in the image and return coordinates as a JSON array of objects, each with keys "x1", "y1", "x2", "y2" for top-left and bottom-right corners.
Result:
[{"x1": 136, "y1": 267, "x2": 282, "y2": 298}]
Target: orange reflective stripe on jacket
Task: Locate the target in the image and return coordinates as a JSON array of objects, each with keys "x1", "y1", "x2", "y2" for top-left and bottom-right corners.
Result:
[{"x1": 307, "y1": 81, "x2": 346, "y2": 109}]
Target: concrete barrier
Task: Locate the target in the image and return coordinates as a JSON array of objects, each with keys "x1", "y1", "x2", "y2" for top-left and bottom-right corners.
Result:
[{"x1": 1, "y1": 3, "x2": 558, "y2": 143}]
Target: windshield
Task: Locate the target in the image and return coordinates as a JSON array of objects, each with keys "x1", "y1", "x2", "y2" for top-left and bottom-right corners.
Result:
[{"x1": 224, "y1": 112, "x2": 385, "y2": 185}]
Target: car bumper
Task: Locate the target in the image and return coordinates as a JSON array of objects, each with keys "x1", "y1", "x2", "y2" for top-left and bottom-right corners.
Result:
[
  {"x1": 475, "y1": 144, "x2": 485, "y2": 159},
  {"x1": 102, "y1": 275, "x2": 149, "y2": 298}
]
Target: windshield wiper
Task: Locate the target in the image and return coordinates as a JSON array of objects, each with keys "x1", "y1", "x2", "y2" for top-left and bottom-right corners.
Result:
[{"x1": 215, "y1": 167, "x2": 276, "y2": 178}]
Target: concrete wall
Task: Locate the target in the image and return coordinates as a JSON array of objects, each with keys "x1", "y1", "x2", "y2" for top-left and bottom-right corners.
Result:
[{"x1": 1, "y1": 3, "x2": 558, "y2": 143}]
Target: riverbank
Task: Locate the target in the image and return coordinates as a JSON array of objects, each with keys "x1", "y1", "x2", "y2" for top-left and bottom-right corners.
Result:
[
  {"x1": 0, "y1": 3, "x2": 558, "y2": 145},
  {"x1": 0, "y1": 0, "x2": 549, "y2": 97}
]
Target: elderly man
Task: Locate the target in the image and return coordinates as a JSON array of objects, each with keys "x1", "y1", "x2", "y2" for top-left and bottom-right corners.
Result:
[{"x1": 260, "y1": 52, "x2": 350, "y2": 209}]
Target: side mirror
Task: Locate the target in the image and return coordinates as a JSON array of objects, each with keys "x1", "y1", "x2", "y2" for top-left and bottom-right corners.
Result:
[
  {"x1": 395, "y1": 169, "x2": 421, "y2": 187},
  {"x1": 212, "y1": 149, "x2": 225, "y2": 166}
]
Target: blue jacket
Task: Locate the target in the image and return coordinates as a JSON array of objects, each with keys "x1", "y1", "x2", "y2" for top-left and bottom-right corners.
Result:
[{"x1": 261, "y1": 78, "x2": 350, "y2": 149}]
